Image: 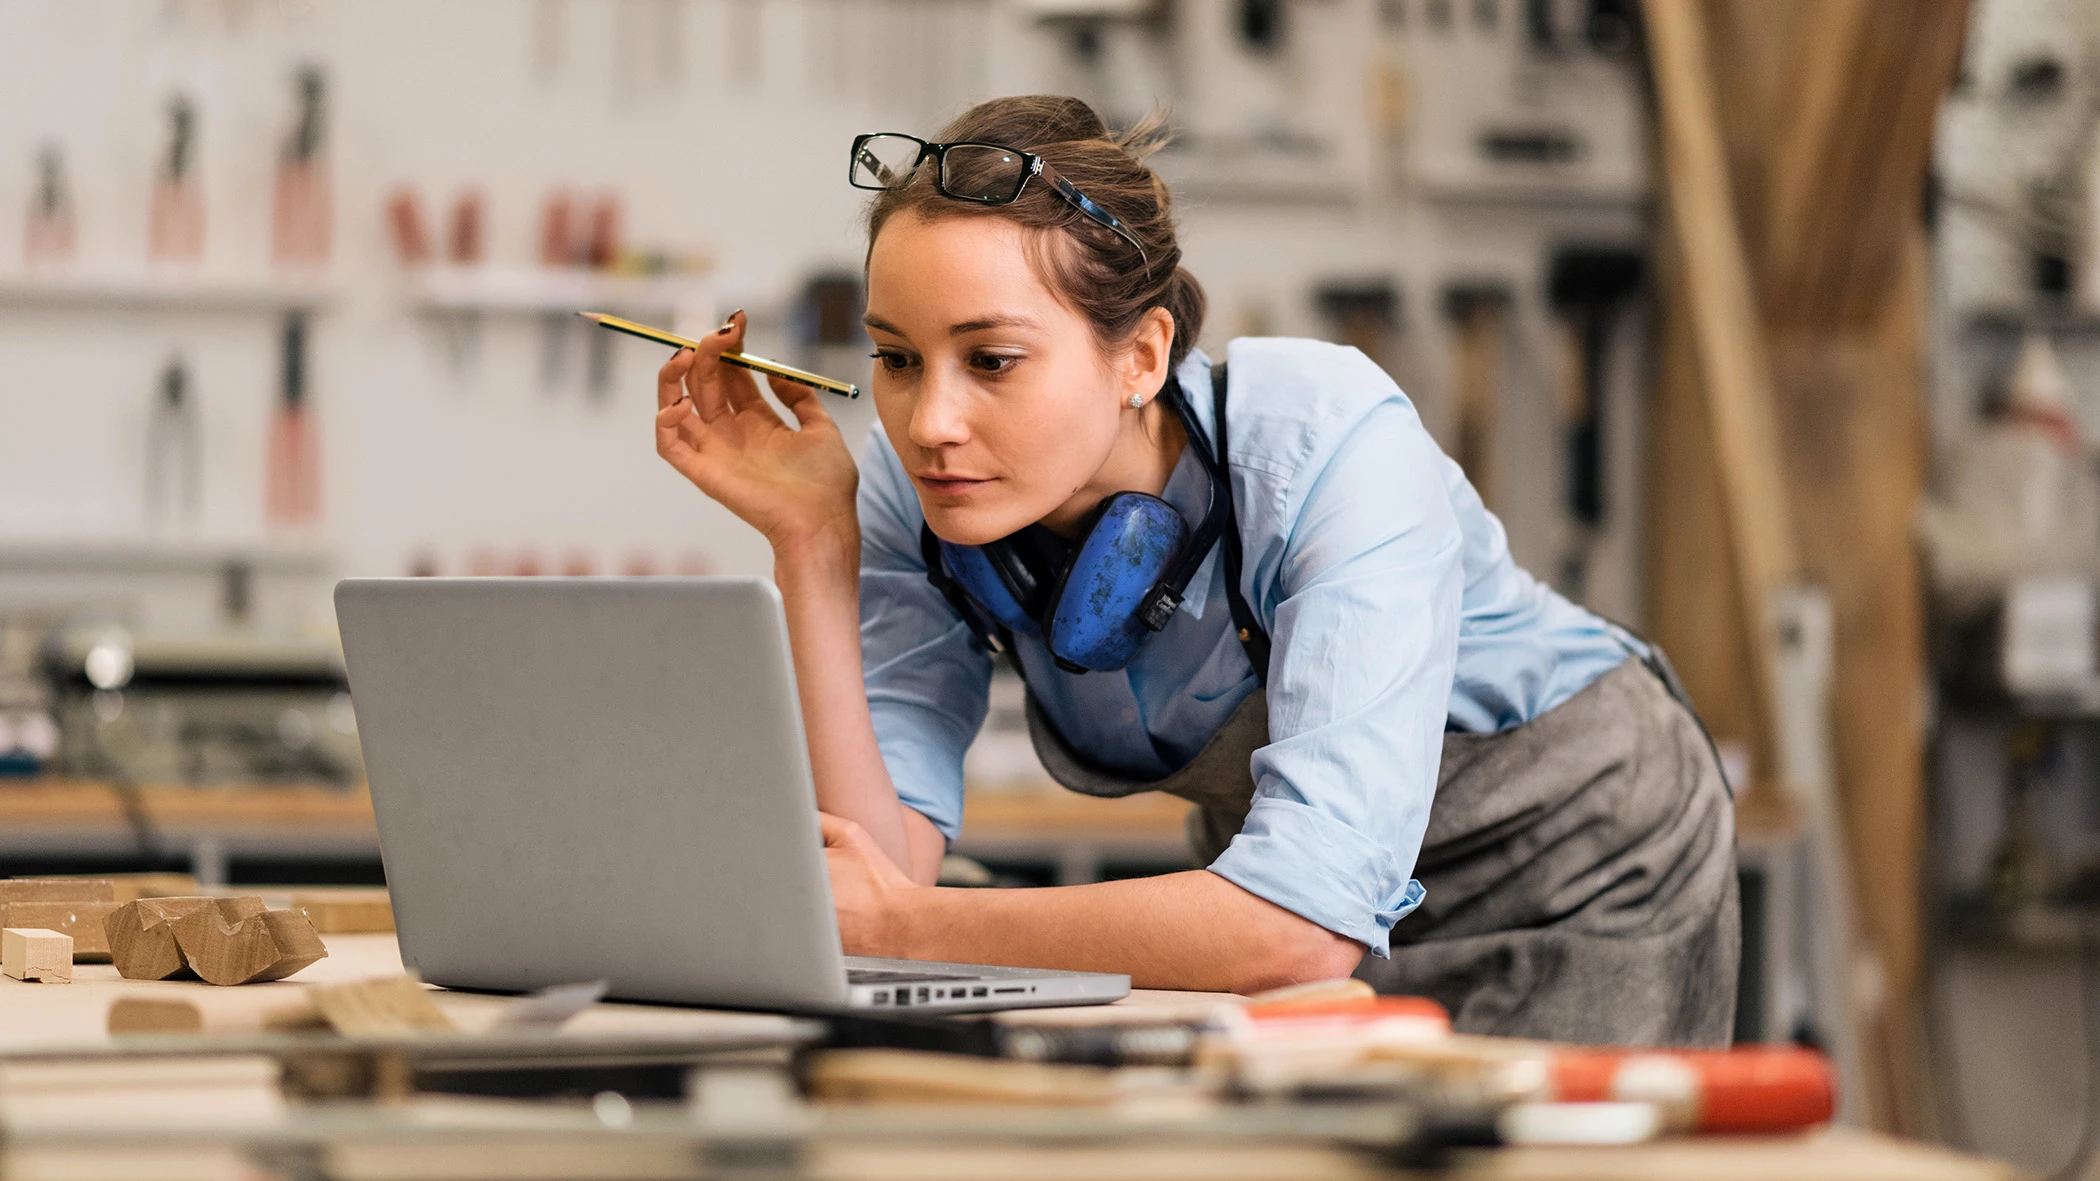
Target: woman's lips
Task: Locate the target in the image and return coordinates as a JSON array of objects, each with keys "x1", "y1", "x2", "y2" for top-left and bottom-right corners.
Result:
[{"x1": 916, "y1": 474, "x2": 993, "y2": 496}]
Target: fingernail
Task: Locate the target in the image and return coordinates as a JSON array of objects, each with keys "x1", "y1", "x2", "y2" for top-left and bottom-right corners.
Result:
[{"x1": 716, "y1": 323, "x2": 733, "y2": 336}]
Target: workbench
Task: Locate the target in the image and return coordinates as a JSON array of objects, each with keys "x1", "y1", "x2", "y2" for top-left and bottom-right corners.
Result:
[
  {"x1": 0, "y1": 932, "x2": 2014, "y2": 1180},
  {"x1": 0, "y1": 780, "x2": 1817, "y2": 1049}
]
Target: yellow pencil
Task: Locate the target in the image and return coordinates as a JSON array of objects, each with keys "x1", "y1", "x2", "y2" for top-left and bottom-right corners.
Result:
[{"x1": 578, "y1": 311, "x2": 861, "y2": 399}]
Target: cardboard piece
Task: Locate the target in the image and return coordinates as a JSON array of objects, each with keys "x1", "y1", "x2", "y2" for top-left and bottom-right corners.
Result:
[{"x1": 2, "y1": 927, "x2": 73, "y2": 983}]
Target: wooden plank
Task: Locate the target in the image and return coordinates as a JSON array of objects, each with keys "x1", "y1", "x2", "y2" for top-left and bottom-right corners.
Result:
[
  {"x1": 0, "y1": 880, "x2": 114, "y2": 904},
  {"x1": 288, "y1": 888, "x2": 395, "y2": 935},
  {"x1": 0, "y1": 901, "x2": 118, "y2": 959},
  {"x1": 1643, "y1": 0, "x2": 1800, "y2": 786}
]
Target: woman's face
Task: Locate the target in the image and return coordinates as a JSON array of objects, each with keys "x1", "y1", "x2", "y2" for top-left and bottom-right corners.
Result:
[{"x1": 864, "y1": 212, "x2": 1165, "y2": 546}]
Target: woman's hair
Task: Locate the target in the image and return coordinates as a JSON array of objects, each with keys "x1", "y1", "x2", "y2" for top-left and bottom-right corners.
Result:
[{"x1": 865, "y1": 95, "x2": 1206, "y2": 373}]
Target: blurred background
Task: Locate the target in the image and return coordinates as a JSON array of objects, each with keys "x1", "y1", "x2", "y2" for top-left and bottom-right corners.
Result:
[{"x1": 0, "y1": 0, "x2": 2095, "y2": 1168}]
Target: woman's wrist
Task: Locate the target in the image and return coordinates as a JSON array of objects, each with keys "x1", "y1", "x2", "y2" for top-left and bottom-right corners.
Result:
[
  {"x1": 770, "y1": 519, "x2": 860, "y2": 578},
  {"x1": 877, "y1": 882, "x2": 937, "y2": 960}
]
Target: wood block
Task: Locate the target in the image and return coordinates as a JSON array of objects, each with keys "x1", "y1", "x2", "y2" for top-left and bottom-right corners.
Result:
[
  {"x1": 105, "y1": 897, "x2": 263, "y2": 981},
  {"x1": 168, "y1": 902, "x2": 327, "y2": 986},
  {"x1": 305, "y1": 977, "x2": 456, "y2": 1036},
  {"x1": 803, "y1": 1049, "x2": 1124, "y2": 1106},
  {"x1": 0, "y1": 901, "x2": 118, "y2": 960},
  {"x1": 2, "y1": 928, "x2": 73, "y2": 983},
  {"x1": 1244, "y1": 977, "x2": 1375, "y2": 1014},
  {"x1": 0, "y1": 879, "x2": 114, "y2": 904},
  {"x1": 108, "y1": 993, "x2": 324, "y2": 1037},
  {"x1": 289, "y1": 888, "x2": 395, "y2": 935}
]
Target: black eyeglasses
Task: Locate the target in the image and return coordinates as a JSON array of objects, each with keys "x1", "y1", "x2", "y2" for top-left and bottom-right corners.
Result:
[{"x1": 848, "y1": 132, "x2": 1149, "y2": 271}]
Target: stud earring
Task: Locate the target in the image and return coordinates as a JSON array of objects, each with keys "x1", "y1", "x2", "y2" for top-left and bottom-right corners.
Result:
[{"x1": 1128, "y1": 393, "x2": 1144, "y2": 409}]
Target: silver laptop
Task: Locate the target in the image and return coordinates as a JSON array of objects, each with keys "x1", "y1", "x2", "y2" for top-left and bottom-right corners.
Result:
[{"x1": 334, "y1": 577, "x2": 1129, "y2": 1013}]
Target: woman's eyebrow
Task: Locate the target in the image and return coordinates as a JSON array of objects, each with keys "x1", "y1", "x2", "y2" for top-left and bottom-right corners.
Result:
[
  {"x1": 863, "y1": 313, "x2": 907, "y2": 336},
  {"x1": 948, "y1": 314, "x2": 1040, "y2": 336}
]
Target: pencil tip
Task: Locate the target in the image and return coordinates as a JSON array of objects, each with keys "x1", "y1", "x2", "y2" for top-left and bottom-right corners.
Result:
[{"x1": 576, "y1": 311, "x2": 603, "y2": 322}]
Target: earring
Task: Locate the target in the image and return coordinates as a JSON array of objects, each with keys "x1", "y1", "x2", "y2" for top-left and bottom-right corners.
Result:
[{"x1": 1128, "y1": 393, "x2": 1144, "y2": 409}]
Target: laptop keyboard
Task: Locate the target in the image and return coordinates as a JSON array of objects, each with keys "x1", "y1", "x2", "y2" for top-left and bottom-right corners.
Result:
[{"x1": 846, "y1": 967, "x2": 975, "y2": 985}]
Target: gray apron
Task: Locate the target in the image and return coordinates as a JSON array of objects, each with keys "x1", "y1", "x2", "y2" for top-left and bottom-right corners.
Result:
[{"x1": 1026, "y1": 655, "x2": 1740, "y2": 1048}]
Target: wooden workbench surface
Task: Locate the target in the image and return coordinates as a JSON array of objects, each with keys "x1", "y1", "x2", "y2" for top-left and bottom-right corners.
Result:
[
  {"x1": 0, "y1": 934, "x2": 2011, "y2": 1180},
  {"x1": 0, "y1": 934, "x2": 803, "y2": 1053}
]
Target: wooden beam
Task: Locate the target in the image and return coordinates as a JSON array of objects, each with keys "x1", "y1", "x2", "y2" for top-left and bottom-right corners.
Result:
[
  {"x1": 1644, "y1": 0, "x2": 1800, "y2": 786},
  {"x1": 1761, "y1": 0, "x2": 1972, "y2": 327}
]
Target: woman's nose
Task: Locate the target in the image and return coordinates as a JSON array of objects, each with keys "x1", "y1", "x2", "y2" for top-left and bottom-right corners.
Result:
[{"x1": 908, "y1": 372, "x2": 971, "y2": 450}]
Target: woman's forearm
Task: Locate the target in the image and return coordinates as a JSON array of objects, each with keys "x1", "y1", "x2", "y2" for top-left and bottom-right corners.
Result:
[
  {"x1": 883, "y1": 870, "x2": 1365, "y2": 994},
  {"x1": 773, "y1": 533, "x2": 946, "y2": 884}
]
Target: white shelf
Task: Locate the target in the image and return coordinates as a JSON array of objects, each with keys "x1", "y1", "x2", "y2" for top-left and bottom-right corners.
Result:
[
  {"x1": 0, "y1": 270, "x2": 337, "y2": 312},
  {"x1": 0, "y1": 538, "x2": 333, "y2": 576},
  {"x1": 405, "y1": 264, "x2": 713, "y2": 317}
]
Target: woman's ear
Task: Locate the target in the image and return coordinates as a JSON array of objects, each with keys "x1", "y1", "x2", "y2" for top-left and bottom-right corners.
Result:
[{"x1": 1121, "y1": 306, "x2": 1176, "y2": 400}]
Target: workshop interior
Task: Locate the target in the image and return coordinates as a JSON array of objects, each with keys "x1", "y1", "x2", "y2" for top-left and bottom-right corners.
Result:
[{"x1": 0, "y1": 0, "x2": 2093, "y2": 1177}]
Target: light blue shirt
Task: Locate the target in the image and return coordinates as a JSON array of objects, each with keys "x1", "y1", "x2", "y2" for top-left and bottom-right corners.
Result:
[{"x1": 856, "y1": 339, "x2": 1636, "y2": 957}]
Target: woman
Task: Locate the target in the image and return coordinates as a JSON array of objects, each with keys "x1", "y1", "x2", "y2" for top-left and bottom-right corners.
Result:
[{"x1": 654, "y1": 95, "x2": 1737, "y2": 1046}]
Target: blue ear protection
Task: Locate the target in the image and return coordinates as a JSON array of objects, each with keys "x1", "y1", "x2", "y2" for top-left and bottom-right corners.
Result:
[{"x1": 920, "y1": 375, "x2": 1247, "y2": 675}]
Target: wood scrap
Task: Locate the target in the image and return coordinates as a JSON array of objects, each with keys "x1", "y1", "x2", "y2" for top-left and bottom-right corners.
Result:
[
  {"x1": 1243, "y1": 978, "x2": 1375, "y2": 1014},
  {"x1": 305, "y1": 977, "x2": 456, "y2": 1036},
  {"x1": 107, "y1": 993, "x2": 324, "y2": 1037},
  {"x1": 107, "y1": 977, "x2": 453, "y2": 1039},
  {"x1": 105, "y1": 897, "x2": 259, "y2": 981},
  {"x1": 2, "y1": 927, "x2": 72, "y2": 983},
  {"x1": 0, "y1": 900, "x2": 118, "y2": 960},
  {"x1": 803, "y1": 1049, "x2": 1125, "y2": 1106},
  {"x1": 170, "y1": 902, "x2": 327, "y2": 986},
  {"x1": 289, "y1": 887, "x2": 395, "y2": 935}
]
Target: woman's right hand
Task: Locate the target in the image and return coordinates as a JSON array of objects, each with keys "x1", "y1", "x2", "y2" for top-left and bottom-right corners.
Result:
[{"x1": 654, "y1": 310, "x2": 861, "y2": 559}]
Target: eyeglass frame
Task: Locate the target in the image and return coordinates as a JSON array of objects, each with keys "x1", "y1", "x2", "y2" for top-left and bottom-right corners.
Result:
[{"x1": 847, "y1": 132, "x2": 1150, "y2": 272}]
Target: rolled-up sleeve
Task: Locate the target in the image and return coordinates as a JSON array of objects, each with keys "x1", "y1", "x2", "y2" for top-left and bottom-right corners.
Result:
[
  {"x1": 856, "y1": 431, "x2": 992, "y2": 841},
  {"x1": 1205, "y1": 395, "x2": 1462, "y2": 957}
]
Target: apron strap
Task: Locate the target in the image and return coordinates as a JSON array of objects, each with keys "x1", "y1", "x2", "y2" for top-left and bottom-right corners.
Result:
[{"x1": 1212, "y1": 363, "x2": 1273, "y2": 683}]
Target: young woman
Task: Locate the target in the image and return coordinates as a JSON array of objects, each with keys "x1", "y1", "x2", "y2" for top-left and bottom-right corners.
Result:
[{"x1": 654, "y1": 95, "x2": 1738, "y2": 1046}]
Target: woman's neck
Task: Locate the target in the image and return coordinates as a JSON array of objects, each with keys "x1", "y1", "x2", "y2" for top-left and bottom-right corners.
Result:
[{"x1": 1040, "y1": 401, "x2": 1188, "y2": 539}]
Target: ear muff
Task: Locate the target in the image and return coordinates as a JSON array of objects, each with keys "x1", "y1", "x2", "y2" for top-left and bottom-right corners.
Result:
[
  {"x1": 938, "y1": 540, "x2": 1043, "y2": 638},
  {"x1": 1043, "y1": 492, "x2": 1189, "y2": 671}
]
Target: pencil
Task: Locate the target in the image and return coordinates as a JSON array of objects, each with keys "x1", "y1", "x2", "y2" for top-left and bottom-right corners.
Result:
[{"x1": 578, "y1": 311, "x2": 861, "y2": 399}]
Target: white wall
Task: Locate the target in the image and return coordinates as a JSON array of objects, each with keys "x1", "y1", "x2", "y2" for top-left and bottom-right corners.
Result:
[{"x1": 0, "y1": 0, "x2": 1651, "y2": 633}]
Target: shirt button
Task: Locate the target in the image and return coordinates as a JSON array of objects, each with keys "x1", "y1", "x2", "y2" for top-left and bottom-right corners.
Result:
[{"x1": 1121, "y1": 706, "x2": 1138, "y2": 724}]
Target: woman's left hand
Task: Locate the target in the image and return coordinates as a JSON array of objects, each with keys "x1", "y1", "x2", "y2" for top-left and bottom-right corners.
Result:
[{"x1": 819, "y1": 811, "x2": 923, "y2": 957}]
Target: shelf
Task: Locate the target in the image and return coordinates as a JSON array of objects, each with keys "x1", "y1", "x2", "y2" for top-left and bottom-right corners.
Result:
[
  {"x1": 0, "y1": 538, "x2": 333, "y2": 576},
  {"x1": 1964, "y1": 305, "x2": 2100, "y2": 334},
  {"x1": 0, "y1": 269, "x2": 336, "y2": 312},
  {"x1": 405, "y1": 264, "x2": 713, "y2": 317}
]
